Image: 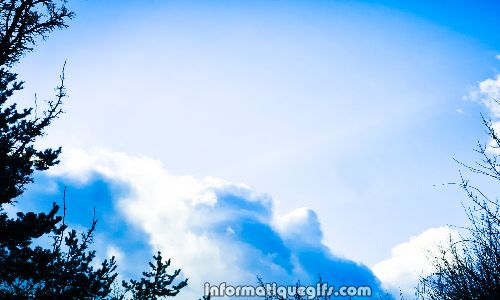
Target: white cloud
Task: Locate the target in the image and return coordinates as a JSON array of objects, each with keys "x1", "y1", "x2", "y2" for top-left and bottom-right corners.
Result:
[
  {"x1": 275, "y1": 207, "x2": 323, "y2": 247},
  {"x1": 466, "y1": 73, "x2": 500, "y2": 153},
  {"x1": 467, "y1": 74, "x2": 500, "y2": 117},
  {"x1": 50, "y1": 148, "x2": 387, "y2": 298},
  {"x1": 372, "y1": 226, "x2": 459, "y2": 296},
  {"x1": 51, "y1": 148, "x2": 255, "y2": 297}
]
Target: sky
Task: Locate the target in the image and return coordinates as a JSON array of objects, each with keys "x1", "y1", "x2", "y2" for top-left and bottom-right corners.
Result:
[{"x1": 9, "y1": 0, "x2": 500, "y2": 298}]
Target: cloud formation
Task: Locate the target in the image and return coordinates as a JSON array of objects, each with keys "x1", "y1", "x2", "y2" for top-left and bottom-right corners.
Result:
[
  {"x1": 372, "y1": 226, "x2": 459, "y2": 296},
  {"x1": 467, "y1": 73, "x2": 500, "y2": 117},
  {"x1": 43, "y1": 148, "x2": 388, "y2": 298},
  {"x1": 466, "y1": 66, "x2": 500, "y2": 152}
]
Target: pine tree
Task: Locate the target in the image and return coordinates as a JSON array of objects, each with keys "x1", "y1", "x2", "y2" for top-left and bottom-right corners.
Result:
[
  {"x1": 0, "y1": 1, "x2": 117, "y2": 298},
  {"x1": 0, "y1": 2, "x2": 191, "y2": 299},
  {"x1": 118, "y1": 252, "x2": 189, "y2": 300}
]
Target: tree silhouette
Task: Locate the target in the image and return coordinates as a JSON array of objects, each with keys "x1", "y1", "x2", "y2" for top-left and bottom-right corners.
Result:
[
  {"x1": 117, "y1": 252, "x2": 188, "y2": 300},
  {"x1": 416, "y1": 117, "x2": 500, "y2": 299},
  {"x1": 0, "y1": 1, "x2": 192, "y2": 299},
  {"x1": 0, "y1": 0, "x2": 73, "y2": 203},
  {"x1": 0, "y1": 1, "x2": 122, "y2": 298},
  {"x1": 0, "y1": 0, "x2": 73, "y2": 67}
]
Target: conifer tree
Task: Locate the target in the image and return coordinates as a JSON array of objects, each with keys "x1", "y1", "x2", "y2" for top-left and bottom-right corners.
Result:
[
  {"x1": 115, "y1": 252, "x2": 189, "y2": 300},
  {"x1": 0, "y1": 2, "x2": 191, "y2": 299},
  {"x1": 0, "y1": 1, "x2": 121, "y2": 298}
]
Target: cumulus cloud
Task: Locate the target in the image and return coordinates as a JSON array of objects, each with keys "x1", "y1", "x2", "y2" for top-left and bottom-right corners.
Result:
[
  {"x1": 46, "y1": 148, "x2": 388, "y2": 299},
  {"x1": 467, "y1": 74, "x2": 500, "y2": 117},
  {"x1": 372, "y1": 226, "x2": 459, "y2": 296},
  {"x1": 466, "y1": 70, "x2": 500, "y2": 154},
  {"x1": 275, "y1": 208, "x2": 323, "y2": 247}
]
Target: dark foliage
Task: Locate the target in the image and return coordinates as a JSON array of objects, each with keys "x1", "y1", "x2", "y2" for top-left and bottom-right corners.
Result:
[
  {"x1": 0, "y1": 1, "x2": 118, "y2": 298},
  {"x1": 416, "y1": 117, "x2": 500, "y2": 299},
  {"x1": 0, "y1": 0, "x2": 74, "y2": 67},
  {"x1": 0, "y1": 65, "x2": 64, "y2": 204},
  {"x1": 0, "y1": 189, "x2": 118, "y2": 299},
  {"x1": 111, "y1": 252, "x2": 188, "y2": 300},
  {"x1": 0, "y1": 0, "x2": 73, "y2": 203},
  {"x1": 0, "y1": 1, "x2": 192, "y2": 299}
]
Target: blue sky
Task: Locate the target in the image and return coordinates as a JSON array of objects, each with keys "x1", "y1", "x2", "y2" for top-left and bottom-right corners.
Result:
[{"x1": 10, "y1": 0, "x2": 500, "y2": 298}]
